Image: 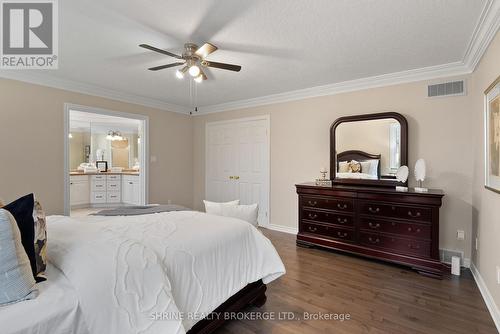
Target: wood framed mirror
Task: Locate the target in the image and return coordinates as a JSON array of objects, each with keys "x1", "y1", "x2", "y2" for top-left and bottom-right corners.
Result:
[{"x1": 330, "y1": 112, "x2": 408, "y2": 187}]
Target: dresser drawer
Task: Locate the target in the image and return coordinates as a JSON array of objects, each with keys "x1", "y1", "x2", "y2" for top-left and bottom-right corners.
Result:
[
  {"x1": 107, "y1": 181, "x2": 121, "y2": 191},
  {"x1": 301, "y1": 221, "x2": 354, "y2": 242},
  {"x1": 301, "y1": 196, "x2": 353, "y2": 212},
  {"x1": 359, "y1": 217, "x2": 431, "y2": 240},
  {"x1": 359, "y1": 201, "x2": 432, "y2": 222},
  {"x1": 359, "y1": 232, "x2": 431, "y2": 257},
  {"x1": 302, "y1": 209, "x2": 354, "y2": 227},
  {"x1": 92, "y1": 180, "x2": 107, "y2": 191},
  {"x1": 107, "y1": 175, "x2": 121, "y2": 181}
]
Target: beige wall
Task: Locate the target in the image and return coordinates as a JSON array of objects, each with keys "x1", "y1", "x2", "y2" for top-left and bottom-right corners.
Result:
[
  {"x1": 470, "y1": 32, "x2": 500, "y2": 314},
  {"x1": 0, "y1": 78, "x2": 193, "y2": 214},
  {"x1": 193, "y1": 77, "x2": 474, "y2": 261}
]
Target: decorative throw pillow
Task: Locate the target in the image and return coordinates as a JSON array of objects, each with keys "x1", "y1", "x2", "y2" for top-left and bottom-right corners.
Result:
[
  {"x1": 338, "y1": 161, "x2": 349, "y2": 173},
  {"x1": 360, "y1": 161, "x2": 372, "y2": 174},
  {"x1": 0, "y1": 209, "x2": 38, "y2": 306},
  {"x1": 3, "y1": 194, "x2": 37, "y2": 281},
  {"x1": 203, "y1": 199, "x2": 240, "y2": 216},
  {"x1": 33, "y1": 200, "x2": 47, "y2": 282},
  {"x1": 348, "y1": 160, "x2": 361, "y2": 173},
  {"x1": 220, "y1": 204, "x2": 259, "y2": 226}
]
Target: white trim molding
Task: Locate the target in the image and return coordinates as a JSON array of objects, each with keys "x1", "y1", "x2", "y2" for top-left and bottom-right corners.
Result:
[
  {"x1": 0, "y1": 71, "x2": 191, "y2": 114},
  {"x1": 265, "y1": 224, "x2": 298, "y2": 235},
  {"x1": 463, "y1": 0, "x2": 500, "y2": 71},
  {"x1": 470, "y1": 263, "x2": 500, "y2": 332}
]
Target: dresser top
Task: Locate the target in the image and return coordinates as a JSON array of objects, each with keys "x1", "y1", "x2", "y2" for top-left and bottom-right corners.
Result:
[{"x1": 296, "y1": 182, "x2": 444, "y2": 197}]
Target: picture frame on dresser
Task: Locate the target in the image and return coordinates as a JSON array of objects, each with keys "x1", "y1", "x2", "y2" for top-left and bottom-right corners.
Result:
[
  {"x1": 484, "y1": 75, "x2": 500, "y2": 193},
  {"x1": 95, "y1": 161, "x2": 108, "y2": 172}
]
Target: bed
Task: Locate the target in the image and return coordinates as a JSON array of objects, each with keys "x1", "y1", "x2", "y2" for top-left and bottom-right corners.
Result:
[{"x1": 1, "y1": 210, "x2": 285, "y2": 334}]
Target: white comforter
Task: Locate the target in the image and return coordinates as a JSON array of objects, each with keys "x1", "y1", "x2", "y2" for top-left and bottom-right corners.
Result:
[{"x1": 47, "y1": 211, "x2": 285, "y2": 334}]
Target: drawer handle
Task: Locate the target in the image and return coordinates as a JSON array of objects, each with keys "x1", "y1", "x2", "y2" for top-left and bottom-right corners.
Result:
[
  {"x1": 408, "y1": 243, "x2": 420, "y2": 250},
  {"x1": 129, "y1": 182, "x2": 133, "y2": 185},
  {"x1": 337, "y1": 203, "x2": 348, "y2": 210},
  {"x1": 337, "y1": 231, "x2": 348, "y2": 238},
  {"x1": 368, "y1": 222, "x2": 380, "y2": 229},
  {"x1": 337, "y1": 217, "x2": 348, "y2": 224},
  {"x1": 368, "y1": 237, "x2": 380, "y2": 244},
  {"x1": 407, "y1": 227, "x2": 421, "y2": 233},
  {"x1": 368, "y1": 207, "x2": 380, "y2": 213},
  {"x1": 308, "y1": 226, "x2": 317, "y2": 232},
  {"x1": 308, "y1": 213, "x2": 318, "y2": 219},
  {"x1": 408, "y1": 211, "x2": 421, "y2": 218},
  {"x1": 307, "y1": 200, "x2": 317, "y2": 206}
]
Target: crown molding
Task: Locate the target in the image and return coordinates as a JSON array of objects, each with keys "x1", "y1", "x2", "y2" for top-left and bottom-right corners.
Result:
[
  {"x1": 463, "y1": 0, "x2": 500, "y2": 71},
  {"x1": 194, "y1": 61, "x2": 470, "y2": 115},
  {"x1": 0, "y1": 71, "x2": 192, "y2": 114}
]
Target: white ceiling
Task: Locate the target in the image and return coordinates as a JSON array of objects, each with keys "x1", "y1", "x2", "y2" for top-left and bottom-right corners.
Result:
[
  {"x1": 70, "y1": 110, "x2": 140, "y2": 133},
  {"x1": 1, "y1": 0, "x2": 493, "y2": 112}
]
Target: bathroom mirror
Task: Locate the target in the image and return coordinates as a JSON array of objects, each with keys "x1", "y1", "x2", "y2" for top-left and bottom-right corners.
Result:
[
  {"x1": 330, "y1": 112, "x2": 408, "y2": 187},
  {"x1": 69, "y1": 119, "x2": 140, "y2": 171}
]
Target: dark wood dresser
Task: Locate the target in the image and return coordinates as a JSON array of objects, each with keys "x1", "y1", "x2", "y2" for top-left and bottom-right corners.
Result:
[{"x1": 296, "y1": 183, "x2": 445, "y2": 278}]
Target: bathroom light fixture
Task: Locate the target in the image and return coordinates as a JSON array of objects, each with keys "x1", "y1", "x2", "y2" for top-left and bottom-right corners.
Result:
[
  {"x1": 106, "y1": 130, "x2": 123, "y2": 141},
  {"x1": 68, "y1": 133, "x2": 73, "y2": 139}
]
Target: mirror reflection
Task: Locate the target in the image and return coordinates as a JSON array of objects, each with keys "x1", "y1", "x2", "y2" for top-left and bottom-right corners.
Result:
[
  {"x1": 335, "y1": 118, "x2": 401, "y2": 180},
  {"x1": 69, "y1": 115, "x2": 141, "y2": 172}
]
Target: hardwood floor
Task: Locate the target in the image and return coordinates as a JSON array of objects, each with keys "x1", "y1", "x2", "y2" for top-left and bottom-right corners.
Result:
[{"x1": 217, "y1": 228, "x2": 498, "y2": 334}]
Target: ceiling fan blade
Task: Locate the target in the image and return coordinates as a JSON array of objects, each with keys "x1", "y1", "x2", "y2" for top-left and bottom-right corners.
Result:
[
  {"x1": 195, "y1": 43, "x2": 218, "y2": 58},
  {"x1": 139, "y1": 44, "x2": 183, "y2": 59},
  {"x1": 148, "y1": 62, "x2": 184, "y2": 71},
  {"x1": 203, "y1": 60, "x2": 241, "y2": 72}
]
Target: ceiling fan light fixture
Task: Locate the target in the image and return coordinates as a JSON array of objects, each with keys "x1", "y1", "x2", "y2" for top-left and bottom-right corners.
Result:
[
  {"x1": 194, "y1": 74, "x2": 203, "y2": 83},
  {"x1": 189, "y1": 65, "x2": 200, "y2": 77}
]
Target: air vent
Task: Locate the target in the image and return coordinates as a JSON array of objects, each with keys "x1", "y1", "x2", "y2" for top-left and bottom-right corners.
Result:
[{"x1": 427, "y1": 80, "x2": 465, "y2": 97}]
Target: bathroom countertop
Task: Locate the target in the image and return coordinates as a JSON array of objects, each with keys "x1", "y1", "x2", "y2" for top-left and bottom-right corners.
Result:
[{"x1": 70, "y1": 171, "x2": 140, "y2": 176}]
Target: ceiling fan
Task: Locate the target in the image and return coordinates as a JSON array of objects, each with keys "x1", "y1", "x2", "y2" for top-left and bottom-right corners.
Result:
[{"x1": 139, "y1": 42, "x2": 241, "y2": 83}]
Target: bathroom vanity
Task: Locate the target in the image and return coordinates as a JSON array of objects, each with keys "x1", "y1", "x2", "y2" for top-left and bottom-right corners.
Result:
[{"x1": 69, "y1": 172, "x2": 142, "y2": 208}]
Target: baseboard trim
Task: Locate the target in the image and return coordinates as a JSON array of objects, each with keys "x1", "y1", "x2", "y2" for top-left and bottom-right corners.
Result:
[
  {"x1": 265, "y1": 224, "x2": 298, "y2": 235},
  {"x1": 470, "y1": 263, "x2": 500, "y2": 332}
]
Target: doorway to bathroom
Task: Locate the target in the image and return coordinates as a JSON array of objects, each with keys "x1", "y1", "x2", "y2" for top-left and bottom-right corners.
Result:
[{"x1": 63, "y1": 104, "x2": 149, "y2": 216}]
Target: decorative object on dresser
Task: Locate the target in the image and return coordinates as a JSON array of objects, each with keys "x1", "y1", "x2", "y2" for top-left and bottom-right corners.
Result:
[
  {"x1": 484, "y1": 74, "x2": 500, "y2": 193},
  {"x1": 296, "y1": 183, "x2": 445, "y2": 278},
  {"x1": 414, "y1": 158, "x2": 428, "y2": 192},
  {"x1": 395, "y1": 166, "x2": 409, "y2": 192},
  {"x1": 315, "y1": 167, "x2": 332, "y2": 186},
  {"x1": 331, "y1": 112, "x2": 408, "y2": 187},
  {"x1": 95, "y1": 161, "x2": 108, "y2": 172}
]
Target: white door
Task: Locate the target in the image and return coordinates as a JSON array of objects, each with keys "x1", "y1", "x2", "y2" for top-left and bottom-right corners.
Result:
[{"x1": 206, "y1": 117, "x2": 270, "y2": 226}]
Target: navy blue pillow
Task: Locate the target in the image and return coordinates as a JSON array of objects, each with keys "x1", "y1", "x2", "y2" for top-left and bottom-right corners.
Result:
[{"x1": 4, "y1": 194, "x2": 37, "y2": 280}]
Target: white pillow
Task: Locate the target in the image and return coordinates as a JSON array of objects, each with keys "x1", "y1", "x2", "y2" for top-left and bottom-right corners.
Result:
[
  {"x1": 220, "y1": 204, "x2": 259, "y2": 226},
  {"x1": 203, "y1": 200, "x2": 240, "y2": 216},
  {"x1": 338, "y1": 161, "x2": 349, "y2": 173},
  {"x1": 360, "y1": 161, "x2": 372, "y2": 174}
]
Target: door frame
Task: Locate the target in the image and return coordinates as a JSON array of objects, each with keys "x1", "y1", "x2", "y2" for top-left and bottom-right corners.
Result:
[
  {"x1": 205, "y1": 115, "x2": 270, "y2": 227},
  {"x1": 63, "y1": 103, "x2": 149, "y2": 215}
]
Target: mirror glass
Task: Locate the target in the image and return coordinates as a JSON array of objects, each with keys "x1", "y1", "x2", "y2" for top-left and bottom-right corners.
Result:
[
  {"x1": 69, "y1": 119, "x2": 141, "y2": 171},
  {"x1": 335, "y1": 118, "x2": 401, "y2": 180}
]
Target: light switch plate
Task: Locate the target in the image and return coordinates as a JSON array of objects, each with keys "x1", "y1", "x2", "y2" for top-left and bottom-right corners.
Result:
[
  {"x1": 496, "y1": 266, "x2": 500, "y2": 285},
  {"x1": 457, "y1": 230, "x2": 465, "y2": 240}
]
